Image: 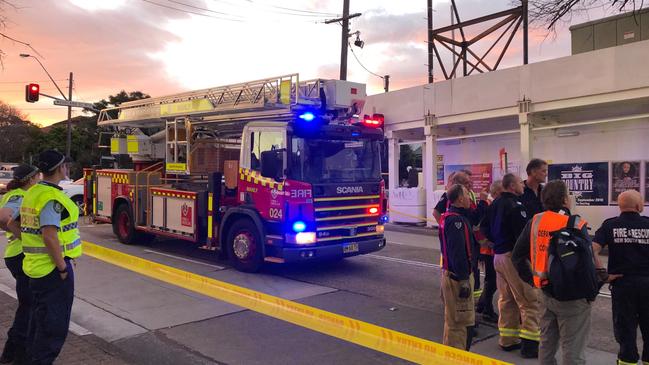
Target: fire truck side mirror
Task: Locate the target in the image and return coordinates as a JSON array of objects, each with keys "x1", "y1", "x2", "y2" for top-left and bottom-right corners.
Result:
[{"x1": 260, "y1": 149, "x2": 285, "y2": 181}]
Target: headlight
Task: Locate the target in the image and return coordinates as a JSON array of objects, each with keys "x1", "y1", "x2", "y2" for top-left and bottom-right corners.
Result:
[
  {"x1": 286, "y1": 232, "x2": 317, "y2": 245},
  {"x1": 295, "y1": 232, "x2": 316, "y2": 245}
]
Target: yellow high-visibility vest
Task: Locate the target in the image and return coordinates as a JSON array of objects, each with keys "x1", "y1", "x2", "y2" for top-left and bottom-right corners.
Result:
[{"x1": 20, "y1": 182, "x2": 82, "y2": 278}]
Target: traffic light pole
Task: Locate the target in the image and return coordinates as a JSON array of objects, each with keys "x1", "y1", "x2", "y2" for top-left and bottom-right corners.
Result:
[{"x1": 67, "y1": 72, "x2": 73, "y2": 159}]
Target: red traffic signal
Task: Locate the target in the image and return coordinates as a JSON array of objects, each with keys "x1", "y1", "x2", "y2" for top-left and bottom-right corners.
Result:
[{"x1": 25, "y1": 83, "x2": 39, "y2": 103}]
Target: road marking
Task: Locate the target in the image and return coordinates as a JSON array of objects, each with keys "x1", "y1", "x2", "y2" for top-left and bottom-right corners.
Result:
[
  {"x1": 82, "y1": 240, "x2": 510, "y2": 365},
  {"x1": 366, "y1": 254, "x2": 440, "y2": 269},
  {"x1": 0, "y1": 283, "x2": 92, "y2": 336},
  {"x1": 142, "y1": 249, "x2": 225, "y2": 270}
]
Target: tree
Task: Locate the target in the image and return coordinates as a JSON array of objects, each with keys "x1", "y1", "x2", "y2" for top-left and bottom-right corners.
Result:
[
  {"x1": 0, "y1": 1, "x2": 41, "y2": 67},
  {"x1": 0, "y1": 100, "x2": 40, "y2": 162},
  {"x1": 93, "y1": 90, "x2": 151, "y2": 119},
  {"x1": 528, "y1": 0, "x2": 646, "y2": 29}
]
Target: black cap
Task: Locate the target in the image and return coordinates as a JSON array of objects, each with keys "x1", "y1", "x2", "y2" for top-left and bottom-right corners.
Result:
[
  {"x1": 12, "y1": 164, "x2": 39, "y2": 181},
  {"x1": 37, "y1": 150, "x2": 71, "y2": 173}
]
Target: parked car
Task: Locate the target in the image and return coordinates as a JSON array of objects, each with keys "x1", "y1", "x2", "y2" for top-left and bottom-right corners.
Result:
[
  {"x1": 60, "y1": 178, "x2": 85, "y2": 214},
  {"x1": 0, "y1": 170, "x2": 13, "y2": 194}
]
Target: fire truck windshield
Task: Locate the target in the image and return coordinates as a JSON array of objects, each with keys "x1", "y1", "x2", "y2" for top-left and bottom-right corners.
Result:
[{"x1": 289, "y1": 137, "x2": 381, "y2": 183}]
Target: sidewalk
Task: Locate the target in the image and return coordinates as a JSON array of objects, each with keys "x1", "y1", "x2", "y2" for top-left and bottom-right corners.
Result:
[{"x1": 0, "y1": 291, "x2": 131, "y2": 365}]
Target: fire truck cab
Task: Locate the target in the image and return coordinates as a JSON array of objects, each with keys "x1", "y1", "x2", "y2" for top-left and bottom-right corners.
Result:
[{"x1": 87, "y1": 74, "x2": 387, "y2": 272}]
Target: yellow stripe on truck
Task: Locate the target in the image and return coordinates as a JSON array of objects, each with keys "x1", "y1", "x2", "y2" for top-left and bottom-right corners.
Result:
[{"x1": 82, "y1": 241, "x2": 510, "y2": 365}]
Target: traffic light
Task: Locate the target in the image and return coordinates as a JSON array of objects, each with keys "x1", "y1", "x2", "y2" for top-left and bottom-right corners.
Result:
[{"x1": 25, "y1": 83, "x2": 39, "y2": 102}]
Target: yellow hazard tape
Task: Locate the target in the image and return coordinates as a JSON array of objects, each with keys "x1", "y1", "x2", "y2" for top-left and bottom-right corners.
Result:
[
  {"x1": 388, "y1": 207, "x2": 437, "y2": 223},
  {"x1": 82, "y1": 241, "x2": 509, "y2": 365}
]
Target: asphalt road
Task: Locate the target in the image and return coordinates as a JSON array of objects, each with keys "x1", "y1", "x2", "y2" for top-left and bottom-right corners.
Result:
[{"x1": 0, "y1": 223, "x2": 620, "y2": 364}]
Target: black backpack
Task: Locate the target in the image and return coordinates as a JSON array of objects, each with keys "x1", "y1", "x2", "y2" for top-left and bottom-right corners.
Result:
[{"x1": 546, "y1": 215, "x2": 599, "y2": 302}]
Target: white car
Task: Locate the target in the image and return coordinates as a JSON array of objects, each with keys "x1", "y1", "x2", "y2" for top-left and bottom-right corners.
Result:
[
  {"x1": 60, "y1": 178, "x2": 86, "y2": 214},
  {"x1": 0, "y1": 170, "x2": 13, "y2": 194}
]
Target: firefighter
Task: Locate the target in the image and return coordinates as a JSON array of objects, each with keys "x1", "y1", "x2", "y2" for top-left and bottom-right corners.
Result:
[
  {"x1": 21, "y1": 150, "x2": 83, "y2": 365},
  {"x1": 512, "y1": 180, "x2": 592, "y2": 365},
  {"x1": 520, "y1": 158, "x2": 547, "y2": 217},
  {"x1": 440, "y1": 184, "x2": 477, "y2": 350},
  {"x1": 0, "y1": 164, "x2": 40, "y2": 364},
  {"x1": 593, "y1": 190, "x2": 649, "y2": 365},
  {"x1": 435, "y1": 172, "x2": 488, "y2": 313},
  {"x1": 481, "y1": 173, "x2": 540, "y2": 358},
  {"x1": 475, "y1": 180, "x2": 503, "y2": 323}
]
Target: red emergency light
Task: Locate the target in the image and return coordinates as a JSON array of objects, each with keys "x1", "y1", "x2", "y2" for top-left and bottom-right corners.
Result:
[
  {"x1": 367, "y1": 206, "x2": 379, "y2": 215},
  {"x1": 362, "y1": 114, "x2": 384, "y2": 128}
]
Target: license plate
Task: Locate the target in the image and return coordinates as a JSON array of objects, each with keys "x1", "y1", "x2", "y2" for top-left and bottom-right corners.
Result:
[{"x1": 343, "y1": 243, "x2": 359, "y2": 254}]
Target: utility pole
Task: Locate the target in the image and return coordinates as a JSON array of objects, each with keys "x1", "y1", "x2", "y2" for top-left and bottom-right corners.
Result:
[
  {"x1": 523, "y1": 0, "x2": 529, "y2": 64},
  {"x1": 340, "y1": 0, "x2": 350, "y2": 80},
  {"x1": 67, "y1": 72, "x2": 73, "y2": 159},
  {"x1": 325, "y1": 1, "x2": 361, "y2": 81},
  {"x1": 427, "y1": 0, "x2": 433, "y2": 83}
]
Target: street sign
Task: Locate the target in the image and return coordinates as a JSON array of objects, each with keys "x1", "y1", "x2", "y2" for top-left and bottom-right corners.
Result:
[{"x1": 53, "y1": 99, "x2": 95, "y2": 109}]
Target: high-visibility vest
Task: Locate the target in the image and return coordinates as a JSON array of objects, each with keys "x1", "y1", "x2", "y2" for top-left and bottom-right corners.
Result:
[
  {"x1": 20, "y1": 183, "x2": 82, "y2": 278},
  {"x1": 0, "y1": 188, "x2": 26, "y2": 258},
  {"x1": 529, "y1": 211, "x2": 586, "y2": 288}
]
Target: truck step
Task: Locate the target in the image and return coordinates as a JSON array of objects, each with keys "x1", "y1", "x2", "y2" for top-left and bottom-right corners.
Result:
[{"x1": 264, "y1": 257, "x2": 285, "y2": 263}]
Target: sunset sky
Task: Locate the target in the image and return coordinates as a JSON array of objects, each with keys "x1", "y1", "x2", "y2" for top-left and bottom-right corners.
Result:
[{"x1": 0, "y1": 0, "x2": 623, "y2": 126}]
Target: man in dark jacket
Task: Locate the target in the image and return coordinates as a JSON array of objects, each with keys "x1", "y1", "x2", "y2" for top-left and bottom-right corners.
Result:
[
  {"x1": 482, "y1": 173, "x2": 540, "y2": 358},
  {"x1": 440, "y1": 184, "x2": 477, "y2": 350}
]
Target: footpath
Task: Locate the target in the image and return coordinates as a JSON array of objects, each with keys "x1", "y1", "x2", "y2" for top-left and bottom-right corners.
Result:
[{"x1": 0, "y1": 290, "x2": 131, "y2": 364}]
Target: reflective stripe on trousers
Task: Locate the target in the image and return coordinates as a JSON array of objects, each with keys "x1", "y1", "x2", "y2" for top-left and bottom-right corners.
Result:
[
  {"x1": 499, "y1": 328, "x2": 520, "y2": 337},
  {"x1": 22, "y1": 239, "x2": 81, "y2": 254}
]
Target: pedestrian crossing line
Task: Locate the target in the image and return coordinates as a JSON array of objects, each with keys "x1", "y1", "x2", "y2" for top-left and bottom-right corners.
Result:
[{"x1": 82, "y1": 241, "x2": 511, "y2": 365}]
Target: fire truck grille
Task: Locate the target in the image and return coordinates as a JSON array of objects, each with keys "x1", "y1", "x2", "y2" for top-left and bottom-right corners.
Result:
[{"x1": 312, "y1": 194, "x2": 382, "y2": 244}]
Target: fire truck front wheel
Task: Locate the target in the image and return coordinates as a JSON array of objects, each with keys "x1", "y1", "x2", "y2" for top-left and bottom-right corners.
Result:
[{"x1": 227, "y1": 219, "x2": 263, "y2": 273}]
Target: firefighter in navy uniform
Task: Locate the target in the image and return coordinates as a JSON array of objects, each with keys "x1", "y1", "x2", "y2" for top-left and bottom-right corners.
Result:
[
  {"x1": 593, "y1": 190, "x2": 649, "y2": 365},
  {"x1": 21, "y1": 150, "x2": 82, "y2": 365},
  {"x1": 481, "y1": 173, "x2": 540, "y2": 358},
  {"x1": 439, "y1": 184, "x2": 477, "y2": 350}
]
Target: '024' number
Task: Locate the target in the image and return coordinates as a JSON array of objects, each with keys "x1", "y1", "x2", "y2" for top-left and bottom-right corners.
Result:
[{"x1": 269, "y1": 208, "x2": 283, "y2": 220}]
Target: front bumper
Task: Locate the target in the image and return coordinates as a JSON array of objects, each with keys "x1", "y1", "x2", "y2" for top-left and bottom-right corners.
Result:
[{"x1": 279, "y1": 237, "x2": 386, "y2": 263}]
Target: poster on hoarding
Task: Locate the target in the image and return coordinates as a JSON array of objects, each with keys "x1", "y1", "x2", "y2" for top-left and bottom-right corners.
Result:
[
  {"x1": 548, "y1": 162, "x2": 608, "y2": 206},
  {"x1": 645, "y1": 161, "x2": 649, "y2": 205},
  {"x1": 446, "y1": 163, "x2": 493, "y2": 193},
  {"x1": 611, "y1": 161, "x2": 641, "y2": 203},
  {"x1": 436, "y1": 155, "x2": 445, "y2": 186}
]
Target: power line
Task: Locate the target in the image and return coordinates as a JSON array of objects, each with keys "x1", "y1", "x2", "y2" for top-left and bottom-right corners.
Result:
[
  {"x1": 347, "y1": 42, "x2": 384, "y2": 79},
  {"x1": 203, "y1": 0, "x2": 338, "y2": 18},
  {"x1": 216, "y1": 0, "x2": 339, "y2": 16},
  {"x1": 0, "y1": 80, "x2": 68, "y2": 84},
  {"x1": 164, "y1": 0, "x2": 243, "y2": 18},
  {"x1": 140, "y1": 0, "x2": 242, "y2": 21}
]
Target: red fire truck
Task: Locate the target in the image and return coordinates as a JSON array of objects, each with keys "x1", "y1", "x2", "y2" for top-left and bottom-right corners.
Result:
[{"x1": 86, "y1": 74, "x2": 387, "y2": 272}]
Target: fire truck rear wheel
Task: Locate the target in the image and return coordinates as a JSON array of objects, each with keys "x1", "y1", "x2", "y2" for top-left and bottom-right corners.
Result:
[{"x1": 227, "y1": 219, "x2": 263, "y2": 273}]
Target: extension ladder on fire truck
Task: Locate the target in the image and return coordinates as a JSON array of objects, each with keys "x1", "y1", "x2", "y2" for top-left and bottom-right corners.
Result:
[{"x1": 97, "y1": 74, "x2": 328, "y2": 127}]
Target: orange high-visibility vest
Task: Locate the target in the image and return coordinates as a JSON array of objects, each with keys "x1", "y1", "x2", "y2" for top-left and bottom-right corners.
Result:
[{"x1": 529, "y1": 211, "x2": 587, "y2": 288}]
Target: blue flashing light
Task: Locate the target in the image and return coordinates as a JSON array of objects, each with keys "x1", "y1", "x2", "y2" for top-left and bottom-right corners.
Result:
[
  {"x1": 299, "y1": 112, "x2": 315, "y2": 122},
  {"x1": 351, "y1": 131, "x2": 360, "y2": 137},
  {"x1": 379, "y1": 215, "x2": 389, "y2": 224},
  {"x1": 292, "y1": 221, "x2": 307, "y2": 233}
]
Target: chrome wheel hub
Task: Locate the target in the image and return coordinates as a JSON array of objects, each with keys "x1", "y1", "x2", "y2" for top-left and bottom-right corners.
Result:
[{"x1": 233, "y1": 233, "x2": 252, "y2": 260}]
